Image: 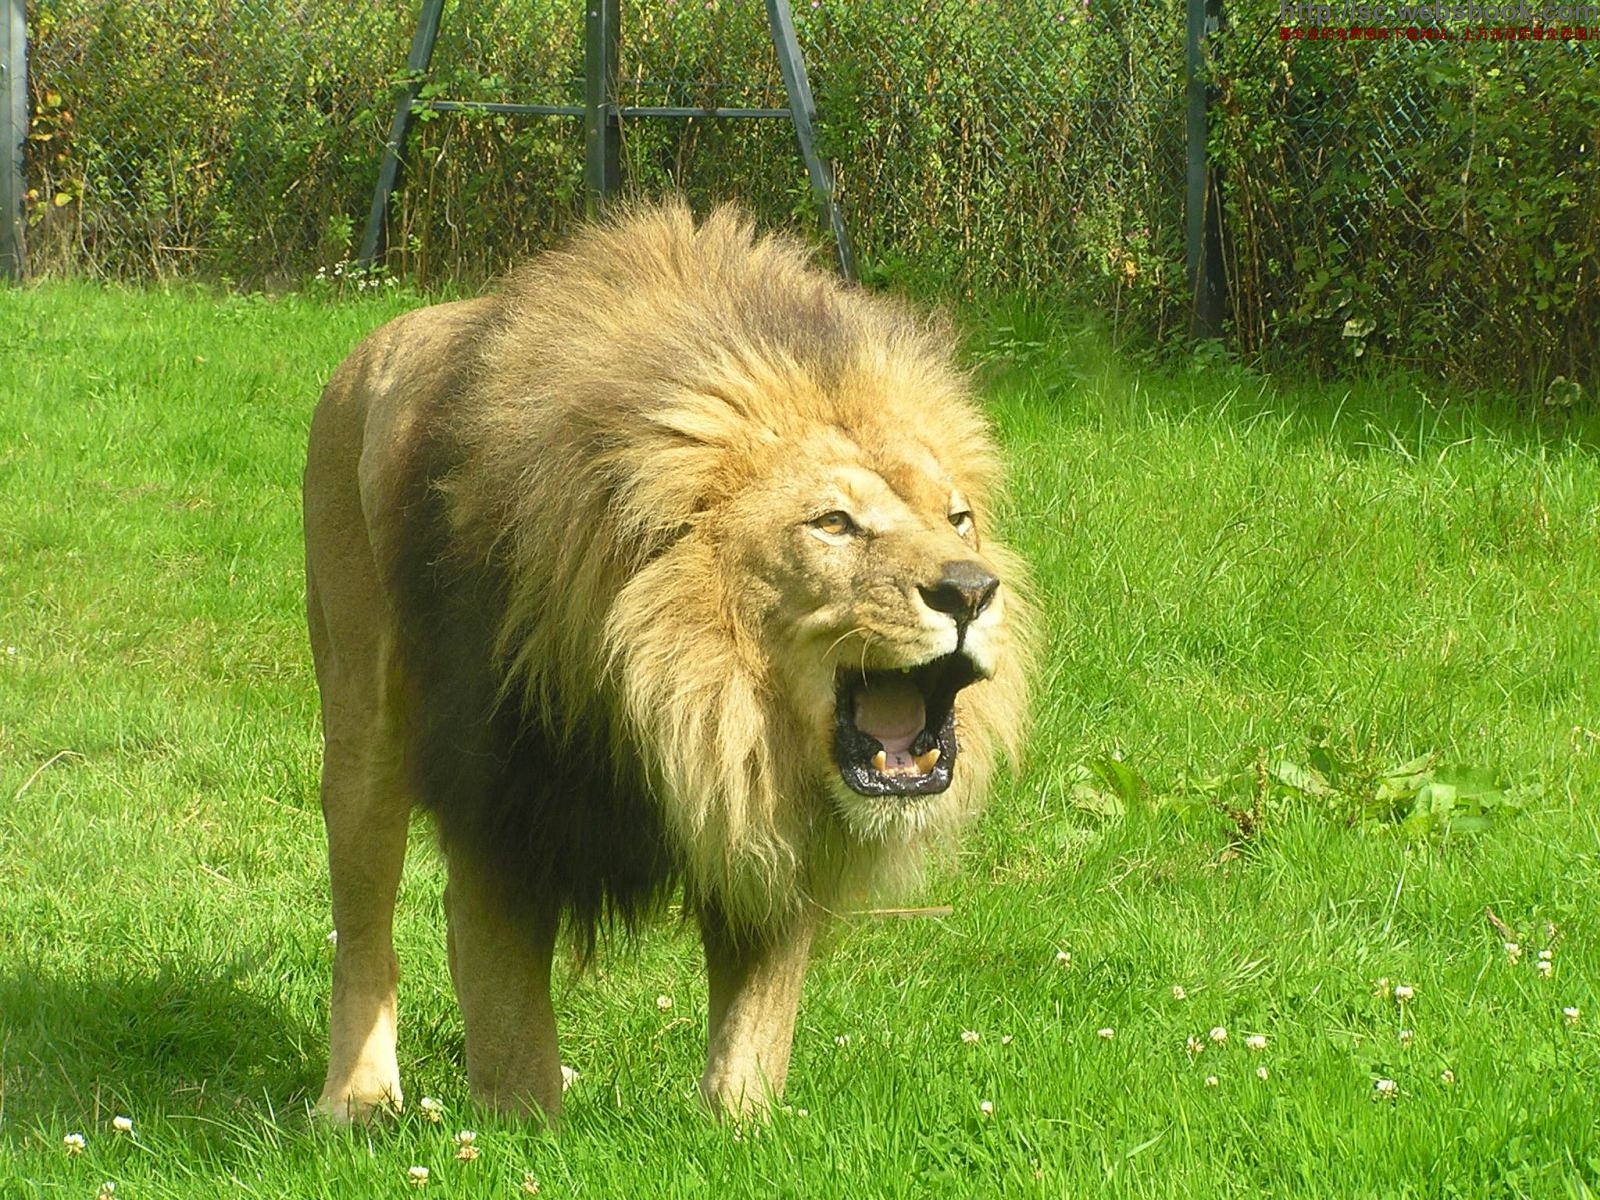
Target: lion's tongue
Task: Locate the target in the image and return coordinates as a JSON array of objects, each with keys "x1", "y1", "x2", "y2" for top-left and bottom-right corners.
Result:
[{"x1": 853, "y1": 677, "x2": 926, "y2": 758}]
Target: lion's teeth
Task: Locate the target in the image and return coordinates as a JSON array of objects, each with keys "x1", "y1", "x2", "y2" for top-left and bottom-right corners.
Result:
[
  {"x1": 914, "y1": 748, "x2": 942, "y2": 774},
  {"x1": 872, "y1": 750, "x2": 888, "y2": 773}
]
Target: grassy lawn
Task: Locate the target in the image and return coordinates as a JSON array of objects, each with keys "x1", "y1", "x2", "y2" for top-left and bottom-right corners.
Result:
[{"x1": 1, "y1": 283, "x2": 1597, "y2": 1198}]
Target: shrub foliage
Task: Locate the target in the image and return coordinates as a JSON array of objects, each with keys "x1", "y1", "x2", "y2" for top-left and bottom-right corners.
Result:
[{"x1": 1212, "y1": 0, "x2": 1600, "y2": 389}]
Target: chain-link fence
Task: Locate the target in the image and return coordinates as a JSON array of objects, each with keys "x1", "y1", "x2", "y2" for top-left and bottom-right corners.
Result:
[
  {"x1": 1212, "y1": 0, "x2": 1599, "y2": 383},
  {"x1": 18, "y1": 0, "x2": 1600, "y2": 389}
]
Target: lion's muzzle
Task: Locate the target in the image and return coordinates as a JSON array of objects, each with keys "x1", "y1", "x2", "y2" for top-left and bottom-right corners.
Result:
[{"x1": 917, "y1": 561, "x2": 1000, "y2": 628}]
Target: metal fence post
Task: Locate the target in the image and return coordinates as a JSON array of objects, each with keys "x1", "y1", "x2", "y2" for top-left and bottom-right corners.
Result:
[
  {"x1": 1, "y1": 0, "x2": 26, "y2": 282},
  {"x1": 357, "y1": 0, "x2": 446, "y2": 269},
  {"x1": 766, "y1": 0, "x2": 855, "y2": 282},
  {"x1": 1185, "y1": 0, "x2": 1224, "y2": 338},
  {"x1": 584, "y1": 0, "x2": 620, "y2": 216}
]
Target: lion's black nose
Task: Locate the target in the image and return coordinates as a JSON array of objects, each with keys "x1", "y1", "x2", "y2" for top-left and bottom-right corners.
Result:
[{"x1": 918, "y1": 561, "x2": 1000, "y2": 626}]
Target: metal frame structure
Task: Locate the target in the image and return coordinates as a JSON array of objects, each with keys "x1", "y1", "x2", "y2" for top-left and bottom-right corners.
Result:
[
  {"x1": 358, "y1": 0, "x2": 855, "y2": 280},
  {"x1": 1, "y1": 0, "x2": 26, "y2": 281},
  {"x1": 1185, "y1": 0, "x2": 1226, "y2": 338}
]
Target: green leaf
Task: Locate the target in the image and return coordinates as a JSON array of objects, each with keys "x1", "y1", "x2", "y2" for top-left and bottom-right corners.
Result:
[
  {"x1": 1089, "y1": 755, "x2": 1147, "y2": 802},
  {"x1": 1434, "y1": 765, "x2": 1503, "y2": 802},
  {"x1": 1068, "y1": 782, "x2": 1125, "y2": 821},
  {"x1": 1270, "y1": 757, "x2": 1332, "y2": 798}
]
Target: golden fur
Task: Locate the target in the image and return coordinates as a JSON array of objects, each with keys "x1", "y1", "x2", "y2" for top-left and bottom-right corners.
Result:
[{"x1": 304, "y1": 201, "x2": 1032, "y2": 1121}]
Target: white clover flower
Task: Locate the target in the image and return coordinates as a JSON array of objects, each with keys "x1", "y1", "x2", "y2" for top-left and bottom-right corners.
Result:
[
  {"x1": 63, "y1": 1133, "x2": 86, "y2": 1155},
  {"x1": 1001, "y1": 1034, "x2": 1014, "y2": 1046},
  {"x1": 979, "y1": 1099, "x2": 994, "y2": 1116},
  {"x1": 796, "y1": 1108, "x2": 809, "y2": 1117},
  {"x1": 522, "y1": 1173, "x2": 542, "y2": 1195},
  {"x1": 1056, "y1": 950, "x2": 1071, "y2": 966},
  {"x1": 1537, "y1": 960, "x2": 1553, "y2": 979},
  {"x1": 407, "y1": 1165, "x2": 430, "y2": 1186},
  {"x1": 1097, "y1": 1027, "x2": 1114, "y2": 1040},
  {"x1": 1374, "y1": 1078, "x2": 1398, "y2": 1100},
  {"x1": 1245, "y1": 1035, "x2": 1266, "y2": 1052},
  {"x1": 1504, "y1": 942, "x2": 1521, "y2": 964},
  {"x1": 1204, "y1": 1075, "x2": 1219, "y2": 1088},
  {"x1": 656, "y1": 994, "x2": 673, "y2": 1012},
  {"x1": 834, "y1": 1034, "x2": 850, "y2": 1047},
  {"x1": 111, "y1": 1116, "x2": 133, "y2": 1135},
  {"x1": 1171, "y1": 985, "x2": 1187, "y2": 1001},
  {"x1": 1209, "y1": 1026, "x2": 1228, "y2": 1044},
  {"x1": 1538, "y1": 948, "x2": 1553, "y2": 962},
  {"x1": 418, "y1": 1096, "x2": 444, "y2": 1122},
  {"x1": 1398, "y1": 1029, "x2": 1415, "y2": 1048},
  {"x1": 1563, "y1": 1006, "x2": 1580, "y2": 1026},
  {"x1": 1394, "y1": 984, "x2": 1415, "y2": 1002},
  {"x1": 455, "y1": 1130, "x2": 479, "y2": 1161},
  {"x1": 1256, "y1": 1066, "x2": 1270, "y2": 1081},
  {"x1": 1373, "y1": 977, "x2": 1392, "y2": 999},
  {"x1": 1186, "y1": 1035, "x2": 1205, "y2": 1055},
  {"x1": 1440, "y1": 1069, "x2": 1456, "y2": 1084},
  {"x1": 961, "y1": 1030, "x2": 980, "y2": 1044},
  {"x1": 97, "y1": 1184, "x2": 116, "y2": 1200}
]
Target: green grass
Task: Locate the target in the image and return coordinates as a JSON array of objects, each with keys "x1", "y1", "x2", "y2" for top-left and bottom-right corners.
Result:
[{"x1": 2, "y1": 284, "x2": 1598, "y2": 1198}]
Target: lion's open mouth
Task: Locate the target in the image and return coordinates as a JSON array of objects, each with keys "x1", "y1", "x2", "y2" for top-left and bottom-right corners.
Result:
[{"x1": 833, "y1": 652, "x2": 983, "y2": 797}]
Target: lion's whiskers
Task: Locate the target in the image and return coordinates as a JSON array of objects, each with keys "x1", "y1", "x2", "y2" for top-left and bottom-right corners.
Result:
[{"x1": 823, "y1": 626, "x2": 877, "y2": 682}]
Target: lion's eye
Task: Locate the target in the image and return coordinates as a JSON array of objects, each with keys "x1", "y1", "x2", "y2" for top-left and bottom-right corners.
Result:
[
  {"x1": 950, "y1": 510, "x2": 976, "y2": 537},
  {"x1": 811, "y1": 510, "x2": 857, "y2": 538}
]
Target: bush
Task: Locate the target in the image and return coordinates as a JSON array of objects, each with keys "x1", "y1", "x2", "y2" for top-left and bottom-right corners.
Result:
[{"x1": 1210, "y1": 2, "x2": 1600, "y2": 389}]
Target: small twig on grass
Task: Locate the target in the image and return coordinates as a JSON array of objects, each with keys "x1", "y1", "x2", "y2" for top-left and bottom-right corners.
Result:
[
  {"x1": 13, "y1": 750, "x2": 84, "y2": 801},
  {"x1": 856, "y1": 906, "x2": 955, "y2": 920},
  {"x1": 1483, "y1": 906, "x2": 1517, "y2": 943}
]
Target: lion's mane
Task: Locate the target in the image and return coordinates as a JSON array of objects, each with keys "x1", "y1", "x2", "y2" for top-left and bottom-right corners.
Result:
[{"x1": 397, "y1": 203, "x2": 1029, "y2": 943}]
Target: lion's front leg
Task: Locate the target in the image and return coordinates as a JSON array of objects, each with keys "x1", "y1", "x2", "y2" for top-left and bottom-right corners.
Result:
[
  {"x1": 697, "y1": 904, "x2": 817, "y2": 1118},
  {"x1": 444, "y1": 861, "x2": 564, "y2": 1125}
]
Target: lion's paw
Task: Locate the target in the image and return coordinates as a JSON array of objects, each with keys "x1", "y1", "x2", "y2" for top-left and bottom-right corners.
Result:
[{"x1": 314, "y1": 1079, "x2": 403, "y2": 1124}]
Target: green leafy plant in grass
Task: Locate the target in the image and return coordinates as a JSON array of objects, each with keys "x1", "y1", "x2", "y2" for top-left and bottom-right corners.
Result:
[{"x1": 1061, "y1": 735, "x2": 1532, "y2": 840}]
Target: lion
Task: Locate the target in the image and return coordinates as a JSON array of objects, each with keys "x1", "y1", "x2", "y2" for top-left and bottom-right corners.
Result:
[{"x1": 303, "y1": 201, "x2": 1031, "y2": 1124}]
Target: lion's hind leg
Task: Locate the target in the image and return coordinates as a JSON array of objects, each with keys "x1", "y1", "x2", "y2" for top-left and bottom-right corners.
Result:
[
  {"x1": 445, "y1": 860, "x2": 564, "y2": 1125},
  {"x1": 309, "y1": 581, "x2": 414, "y2": 1123}
]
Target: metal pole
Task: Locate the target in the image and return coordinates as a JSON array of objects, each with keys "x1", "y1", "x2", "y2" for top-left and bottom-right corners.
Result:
[
  {"x1": 358, "y1": 0, "x2": 446, "y2": 269},
  {"x1": 766, "y1": 0, "x2": 854, "y2": 282},
  {"x1": 1185, "y1": 0, "x2": 1224, "y2": 338},
  {"x1": 584, "y1": 0, "x2": 620, "y2": 217},
  {"x1": 1, "y1": 0, "x2": 26, "y2": 282}
]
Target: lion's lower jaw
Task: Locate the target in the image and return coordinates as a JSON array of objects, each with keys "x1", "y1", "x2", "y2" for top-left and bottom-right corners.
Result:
[{"x1": 829, "y1": 780, "x2": 958, "y2": 844}]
